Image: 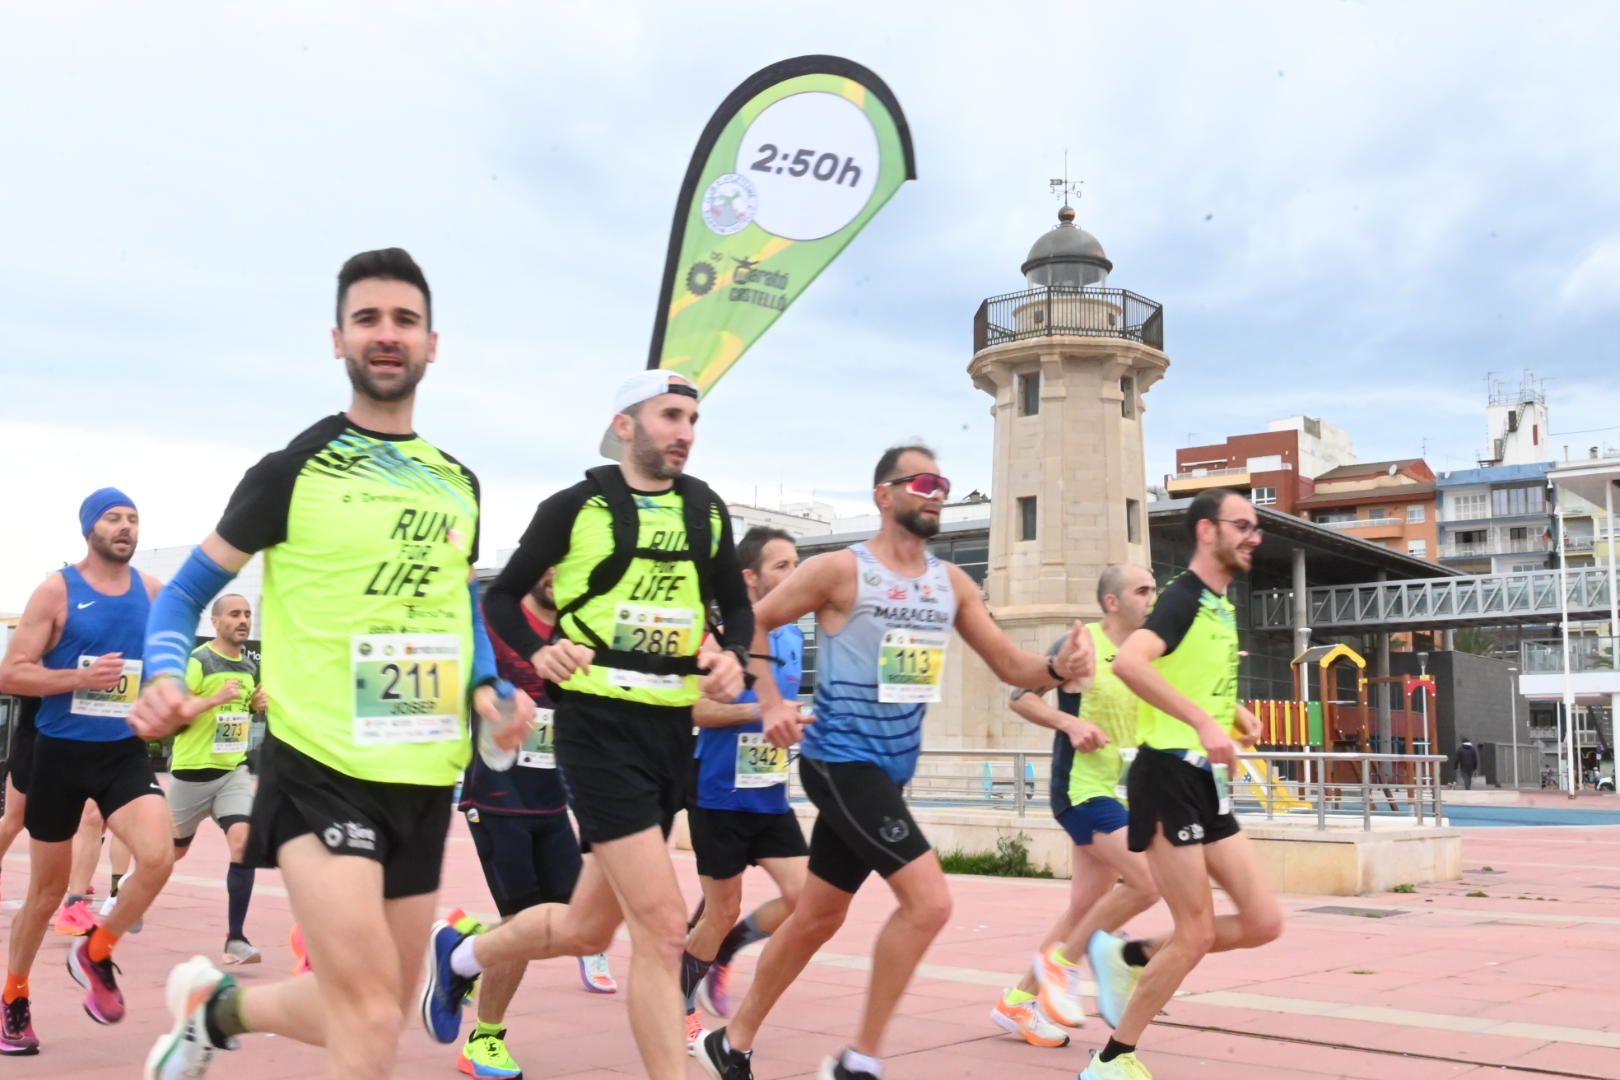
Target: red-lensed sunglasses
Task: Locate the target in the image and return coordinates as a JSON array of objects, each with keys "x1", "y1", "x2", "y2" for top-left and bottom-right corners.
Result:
[{"x1": 884, "y1": 472, "x2": 952, "y2": 500}]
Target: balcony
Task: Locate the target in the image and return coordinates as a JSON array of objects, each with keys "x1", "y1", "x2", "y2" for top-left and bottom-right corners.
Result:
[
  {"x1": 973, "y1": 286, "x2": 1164, "y2": 353},
  {"x1": 1316, "y1": 517, "x2": 1408, "y2": 539},
  {"x1": 1438, "y1": 534, "x2": 1551, "y2": 560},
  {"x1": 1521, "y1": 636, "x2": 1619, "y2": 675}
]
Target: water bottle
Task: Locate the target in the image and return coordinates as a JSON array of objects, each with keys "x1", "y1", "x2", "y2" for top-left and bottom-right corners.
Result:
[{"x1": 477, "y1": 679, "x2": 519, "y2": 772}]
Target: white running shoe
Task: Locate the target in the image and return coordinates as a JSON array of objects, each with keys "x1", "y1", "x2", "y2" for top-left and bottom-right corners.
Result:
[
  {"x1": 98, "y1": 893, "x2": 142, "y2": 934},
  {"x1": 144, "y1": 955, "x2": 236, "y2": 1079},
  {"x1": 1087, "y1": 931, "x2": 1141, "y2": 1030},
  {"x1": 221, "y1": 939, "x2": 261, "y2": 966},
  {"x1": 1033, "y1": 944, "x2": 1085, "y2": 1027}
]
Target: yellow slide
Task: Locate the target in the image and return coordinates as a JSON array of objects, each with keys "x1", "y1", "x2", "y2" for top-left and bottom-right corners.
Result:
[{"x1": 1236, "y1": 757, "x2": 1311, "y2": 812}]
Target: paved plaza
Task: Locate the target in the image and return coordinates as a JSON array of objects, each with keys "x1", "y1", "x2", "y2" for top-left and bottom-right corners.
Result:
[{"x1": 2, "y1": 800, "x2": 1618, "y2": 1078}]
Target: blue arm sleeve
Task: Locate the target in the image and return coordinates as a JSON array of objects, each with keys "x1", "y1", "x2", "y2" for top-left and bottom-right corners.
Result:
[
  {"x1": 145, "y1": 546, "x2": 236, "y2": 681},
  {"x1": 469, "y1": 582, "x2": 499, "y2": 691}
]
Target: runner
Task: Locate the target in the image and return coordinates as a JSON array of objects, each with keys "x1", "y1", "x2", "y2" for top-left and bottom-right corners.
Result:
[
  {"x1": 162, "y1": 592, "x2": 267, "y2": 966},
  {"x1": 133, "y1": 247, "x2": 534, "y2": 1080},
  {"x1": 424, "y1": 369, "x2": 752, "y2": 1080},
  {"x1": 454, "y1": 565, "x2": 617, "y2": 1080},
  {"x1": 1080, "y1": 488, "x2": 1284, "y2": 1080},
  {"x1": 0, "y1": 696, "x2": 41, "y2": 904},
  {"x1": 697, "y1": 443, "x2": 1095, "y2": 1080},
  {"x1": 998, "y1": 564, "x2": 1161, "y2": 1045},
  {"x1": 0, "y1": 489, "x2": 210, "y2": 1053},
  {"x1": 682, "y1": 527, "x2": 810, "y2": 1049}
]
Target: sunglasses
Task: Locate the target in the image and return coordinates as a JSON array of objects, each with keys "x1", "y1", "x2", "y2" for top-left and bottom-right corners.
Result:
[{"x1": 885, "y1": 472, "x2": 952, "y2": 500}]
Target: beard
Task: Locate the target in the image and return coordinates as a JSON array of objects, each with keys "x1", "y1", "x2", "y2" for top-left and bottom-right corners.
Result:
[
  {"x1": 896, "y1": 506, "x2": 940, "y2": 539},
  {"x1": 1216, "y1": 539, "x2": 1251, "y2": 574},
  {"x1": 630, "y1": 422, "x2": 685, "y2": 481},
  {"x1": 88, "y1": 531, "x2": 134, "y2": 564},
  {"x1": 345, "y1": 347, "x2": 425, "y2": 403}
]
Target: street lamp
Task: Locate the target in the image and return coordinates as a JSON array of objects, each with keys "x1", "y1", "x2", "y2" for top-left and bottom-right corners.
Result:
[
  {"x1": 1507, "y1": 665, "x2": 1520, "y2": 789},
  {"x1": 1417, "y1": 651, "x2": 1430, "y2": 757}
]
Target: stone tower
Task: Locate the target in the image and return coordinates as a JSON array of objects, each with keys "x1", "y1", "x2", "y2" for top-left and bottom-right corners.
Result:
[{"x1": 950, "y1": 204, "x2": 1170, "y2": 749}]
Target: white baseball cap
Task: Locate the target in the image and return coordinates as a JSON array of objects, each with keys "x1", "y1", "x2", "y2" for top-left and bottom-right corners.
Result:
[{"x1": 598, "y1": 370, "x2": 700, "y2": 458}]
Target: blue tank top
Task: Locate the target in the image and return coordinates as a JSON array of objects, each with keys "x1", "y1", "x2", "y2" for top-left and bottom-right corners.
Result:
[
  {"x1": 694, "y1": 624, "x2": 804, "y2": 813},
  {"x1": 36, "y1": 566, "x2": 151, "y2": 742},
  {"x1": 803, "y1": 543, "x2": 957, "y2": 784}
]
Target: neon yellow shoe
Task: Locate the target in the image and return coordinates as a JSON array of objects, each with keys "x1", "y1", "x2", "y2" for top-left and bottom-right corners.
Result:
[
  {"x1": 1080, "y1": 1049, "x2": 1154, "y2": 1079},
  {"x1": 458, "y1": 1027, "x2": 521, "y2": 1079}
]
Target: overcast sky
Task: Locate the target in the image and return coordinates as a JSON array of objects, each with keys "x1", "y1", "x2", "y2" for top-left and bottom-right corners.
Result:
[{"x1": 3, "y1": 2, "x2": 1619, "y2": 611}]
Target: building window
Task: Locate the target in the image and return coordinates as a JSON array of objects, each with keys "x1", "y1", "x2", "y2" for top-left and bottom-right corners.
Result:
[
  {"x1": 1018, "y1": 372, "x2": 1040, "y2": 417},
  {"x1": 1126, "y1": 498, "x2": 1141, "y2": 543},
  {"x1": 1407, "y1": 539, "x2": 1428, "y2": 558},
  {"x1": 1510, "y1": 526, "x2": 1528, "y2": 542},
  {"x1": 1492, "y1": 484, "x2": 1547, "y2": 517},
  {"x1": 1447, "y1": 492, "x2": 1488, "y2": 520},
  {"x1": 1018, "y1": 496, "x2": 1038, "y2": 541},
  {"x1": 1252, "y1": 486, "x2": 1277, "y2": 506},
  {"x1": 1406, "y1": 504, "x2": 1426, "y2": 523},
  {"x1": 1120, "y1": 375, "x2": 1136, "y2": 419},
  {"x1": 1368, "y1": 506, "x2": 1389, "y2": 520}
]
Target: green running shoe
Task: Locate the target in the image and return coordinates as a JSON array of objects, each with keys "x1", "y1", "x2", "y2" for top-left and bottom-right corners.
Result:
[{"x1": 459, "y1": 1027, "x2": 522, "y2": 1079}]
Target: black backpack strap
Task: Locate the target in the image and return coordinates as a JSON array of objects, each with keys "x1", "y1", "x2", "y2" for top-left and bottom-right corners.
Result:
[{"x1": 674, "y1": 473, "x2": 717, "y2": 633}]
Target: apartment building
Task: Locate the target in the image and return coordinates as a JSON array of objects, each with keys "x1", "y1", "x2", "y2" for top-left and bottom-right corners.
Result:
[{"x1": 1295, "y1": 458, "x2": 1439, "y2": 561}]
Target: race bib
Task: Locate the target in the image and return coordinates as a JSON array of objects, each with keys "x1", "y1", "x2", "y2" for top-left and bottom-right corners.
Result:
[
  {"x1": 1213, "y1": 762, "x2": 1231, "y2": 817},
  {"x1": 212, "y1": 711, "x2": 250, "y2": 755},
  {"x1": 606, "y1": 604, "x2": 695, "y2": 689},
  {"x1": 1114, "y1": 746, "x2": 1139, "y2": 800},
  {"x1": 735, "y1": 732, "x2": 789, "y2": 788},
  {"x1": 71, "y1": 656, "x2": 143, "y2": 718},
  {"x1": 351, "y1": 634, "x2": 462, "y2": 746},
  {"x1": 877, "y1": 628, "x2": 947, "y2": 703},
  {"x1": 517, "y1": 708, "x2": 556, "y2": 769}
]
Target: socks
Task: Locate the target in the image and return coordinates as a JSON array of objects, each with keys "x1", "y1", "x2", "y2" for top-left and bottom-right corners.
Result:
[
  {"x1": 87, "y1": 926, "x2": 119, "y2": 964},
  {"x1": 1050, "y1": 944, "x2": 1077, "y2": 967},
  {"x1": 1003, "y1": 987, "x2": 1037, "y2": 1007},
  {"x1": 109, "y1": 873, "x2": 123, "y2": 899},
  {"x1": 721, "y1": 1031, "x2": 750, "y2": 1058},
  {"x1": 841, "y1": 1048, "x2": 884, "y2": 1077},
  {"x1": 474, "y1": 1019, "x2": 504, "y2": 1038},
  {"x1": 1099, "y1": 1037, "x2": 1135, "y2": 1063},
  {"x1": 681, "y1": 951, "x2": 713, "y2": 1011},
  {"x1": 2, "y1": 973, "x2": 27, "y2": 1004},
  {"x1": 226, "y1": 862, "x2": 256, "y2": 942},
  {"x1": 1122, "y1": 941, "x2": 1151, "y2": 967},
  {"x1": 449, "y1": 935, "x2": 485, "y2": 979},
  {"x1": 206, "y1": 980, "x2": 249, "y2": 1043},
  {"x1": 714, "y1": 910, "x2": 770, "y2": 967},
  {"x1": 64, "y1": 893, "x2": 85, "y2": 907}
]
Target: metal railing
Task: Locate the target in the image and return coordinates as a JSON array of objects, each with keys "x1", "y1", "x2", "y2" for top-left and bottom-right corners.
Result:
[
  {"x1": 973, "y1": 286, "x2": 1164, "y2": 352},
  {"x1": 878, "y1": 747, "x2": 1447, "y2": 832},
  {"x1": 1521, "y1": 635, "x2": 1619, "y2": 674},
  {"x1": 1250, "y1": 566, "x2": 1616, "y2": 630}
]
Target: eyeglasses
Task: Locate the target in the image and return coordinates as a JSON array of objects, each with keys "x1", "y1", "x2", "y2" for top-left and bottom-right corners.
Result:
[
  {"x1": 1216, "y1": 518, "x2": 1263, "y2": 537},
  {"x1": 885, "y1": 472, "x2": 952, "y2": 500}
]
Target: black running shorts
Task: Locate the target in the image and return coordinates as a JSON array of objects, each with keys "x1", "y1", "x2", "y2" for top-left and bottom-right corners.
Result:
[
  {"x1": 8, "y1": 697, "x2": 39, "y2": 798},
  {"x1": 798, "y1": 756, "x2": 931, "y2": 894},
  {"x1": 688, "y1": 805, "x2": 808, "y2": 880},
  {"x1": 1125, "y1": 745, "x2": 1242, "y2": 853},
  {"x1": 24, "y1": 734, "x2": 161, "y2": 842},
  {"x1": 465, "y1": 810, "x2": 583, "y2": 917},
  {"x1": 245, "y1": 734, "x2": 453, "y2": 899},
  {"x1": 554, "y1": 694, "x2": 694, "y2": 848}
]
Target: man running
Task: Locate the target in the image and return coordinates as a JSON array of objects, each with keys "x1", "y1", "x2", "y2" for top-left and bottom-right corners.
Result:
[
  {"x1": 0, "y1": 696, "x2": 40, "y2": 904},
  {"x1": 133, "y1": 247, "x2": 533, "y2": 1080},
  {"x1": 682, "y1": 527, "x2": 810, "y2": 1047},
  {"x1": 424, "y1": 369, "x2": 750, "y2": 1080},
  {"x1": 165, "y1": 593, "x2": 267, "y2": 965},
  {"x1": 697, "y1": 443, "x2": 1095, "y2": 1080},
  {"x1": 999, "y1": 564, "x2": 1160, "y2": 1044},
  {"x1": 0, "y1": 490, "x2": 201, "y2": 1052},
  {"x1": 453, "y1": 565, "x2": 617, "y2": 1080},
  {"x1": 1080, "y1": 489, "x2": 1283, "y2": 1080}
]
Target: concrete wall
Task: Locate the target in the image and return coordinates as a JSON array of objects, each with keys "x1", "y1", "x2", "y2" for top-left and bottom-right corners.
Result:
[{"x1": 1391, "y1": 650, "x2": 1515, "y2": 782}]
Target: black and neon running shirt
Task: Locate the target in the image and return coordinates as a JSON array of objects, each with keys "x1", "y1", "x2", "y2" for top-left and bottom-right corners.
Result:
[
  {"x1": 173, "y1": 643, "x2": 258, "y2": 776},
  {"x1": 487, "y1": 474, "x2": 752, "y2": 709},
  {"x1": 216, "y1": 414, "x2": 480, "y2": 785},
  {"x1": 1136, "y1": 570, "x2": 1239, "y2": 755}
]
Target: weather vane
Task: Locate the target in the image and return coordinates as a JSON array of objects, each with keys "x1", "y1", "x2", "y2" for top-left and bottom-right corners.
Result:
[{"x1": 1048, "y1": 150, "x2": 1082, "y2": 206}]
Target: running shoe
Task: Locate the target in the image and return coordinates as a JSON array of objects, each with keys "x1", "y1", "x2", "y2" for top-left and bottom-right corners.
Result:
[
  {"x1": 1080, "y1": 1049, "x2": 1154, "y2": 1079},
  {"x1": 1033, "y1": 943, "x2": 1085, "y2": 1027},
  {"x1": 578, "y1": 951, "x2": 617, "y2": 993},
  {"x1": 221, "y1": 939, "x2": 261, "y2": 966},
  {"x1": 144, "y1": 956, "x2": 237, "y2": 1079},
  {"x1": 1087, "y1": 931, "x2": 1141, "y2": 1030},
  {"x1": 989, "y1": 995, "x2": 1069, "y2": 1048},
  {"x1": 695, "y1": 1026, "x2": 753, "y2": 1080},
  {"x1": 67, "y1": 937, "x2": 125, "y2": 1024},
  {"x1": 53, "y1": 899, "x2": 96, "y2": 936},
  {"x1": 686, "y1": 1009, "x2": 703, "y2": 1056},
  {"x1": 289, "y1": 923, "x2": 312, "y2": 974},
  {"x1": 696, "y1": 961, "x2": 730, "y2": 1018},
  {"x1": 98, "y1": 894, "x2": 143, "y2": 934},
  {"x1": 421, "y1": 917, "x2": 479, "y2": 1044},
  {"x1": 458, "y1": 1027, "x2": 521, "y2": 1079},
  {"x1": 817, "y1": 1053, "x2": 879, "y2": 1080},
  {"x1": 0, "y1": 997, "x2": 38, "y2": 1056}
]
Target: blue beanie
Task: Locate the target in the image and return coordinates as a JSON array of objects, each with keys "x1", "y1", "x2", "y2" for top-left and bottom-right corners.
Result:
[{"x1": 80, "y1": 487, "x2": 136, "y2": 537}]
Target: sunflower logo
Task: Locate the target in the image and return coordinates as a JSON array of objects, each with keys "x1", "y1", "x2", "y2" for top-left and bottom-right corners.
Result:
[{"x1": 686, "y1": 261, "x2": 717, "y2": 297}]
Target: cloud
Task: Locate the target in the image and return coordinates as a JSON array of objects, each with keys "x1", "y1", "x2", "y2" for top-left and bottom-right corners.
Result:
[{"x1": 1557, "y1": 237, "x2": 1620, "y2": 319}]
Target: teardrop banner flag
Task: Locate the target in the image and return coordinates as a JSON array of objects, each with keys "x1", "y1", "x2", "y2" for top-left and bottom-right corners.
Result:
[{"x1": 646, "y1": 55, "x2": 916, "y2": 389}]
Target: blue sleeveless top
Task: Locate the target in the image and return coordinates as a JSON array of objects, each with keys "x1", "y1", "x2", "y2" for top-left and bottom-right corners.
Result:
[
  {"x1": 803, "y1": 544, "x2": 957, "y2": 784},
  {"x1": 36, "y1": 566, "x2": 151, "y2": 742}
]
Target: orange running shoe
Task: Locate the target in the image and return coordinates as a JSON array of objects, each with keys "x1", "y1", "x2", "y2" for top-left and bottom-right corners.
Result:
[
  {"x1": 289, "y1": 923, "x2": 312, "y2": 974},
  {"x1": 991, "y1": 994, "x2": 1070, "y2": 1048}
]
